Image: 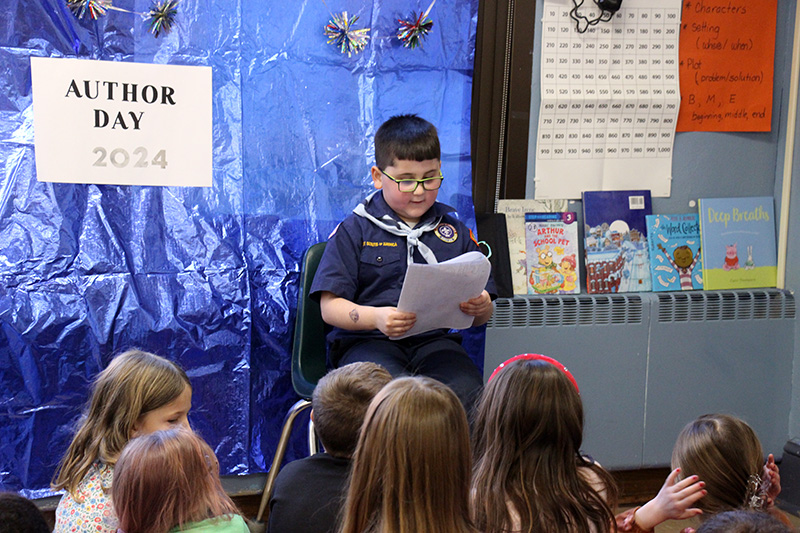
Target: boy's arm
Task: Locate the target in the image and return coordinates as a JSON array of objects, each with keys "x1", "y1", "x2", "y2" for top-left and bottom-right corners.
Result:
[
  {"x1": 460, "y1": 290, "x2": 494, "y2": 327},
  {"x1": 319, "y1": 291, "x2": 416, "y2": 338}
]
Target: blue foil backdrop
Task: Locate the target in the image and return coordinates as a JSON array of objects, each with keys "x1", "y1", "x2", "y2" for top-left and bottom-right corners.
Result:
[{"x1": 0, "y1": 0, "x2": 482, "y2": 497}]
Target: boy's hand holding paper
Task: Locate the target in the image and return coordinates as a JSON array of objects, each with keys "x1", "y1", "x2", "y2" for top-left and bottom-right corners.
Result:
[{"x1": 395, "y1": 251, "x2": 492, "y2": 339}]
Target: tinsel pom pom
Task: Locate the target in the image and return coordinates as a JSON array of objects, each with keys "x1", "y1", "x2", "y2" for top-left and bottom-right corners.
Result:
[
  {"x1": 324, "y1": 11, "x2": 370, "y2": 57},
  {"x1": 147, "y1": 0, "x2": 178, "y2": 37},
  {"x1": 397, "y1": 0, "x2": 436, "y2": 49},
  {"x1": 66, "y1": 0, "x2": 110, "y2": 20}
]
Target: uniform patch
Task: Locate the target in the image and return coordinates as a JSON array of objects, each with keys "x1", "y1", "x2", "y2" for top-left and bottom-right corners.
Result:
[{"x1": 435, "y1": 223, "x2": 458, "y2": 243}]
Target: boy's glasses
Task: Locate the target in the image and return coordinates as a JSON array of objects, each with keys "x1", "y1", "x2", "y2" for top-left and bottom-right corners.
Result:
[{"x1": 380, "y1": 169, "x2": 444, "y2": 192}]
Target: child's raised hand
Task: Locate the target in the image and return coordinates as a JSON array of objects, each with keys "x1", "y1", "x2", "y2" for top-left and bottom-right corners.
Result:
[
  {"x1": 763, "y1": 453, "x2": 781, "y2": 507},
  {"x1": 622, "y1": 468, "x2": 705, "y2": 531},
  {"x1": 373, "y1": 307, "x2": 416, "y2": 338},
  {"x1": 459, "y1": 291, "x2": 492, "y2": 317}
]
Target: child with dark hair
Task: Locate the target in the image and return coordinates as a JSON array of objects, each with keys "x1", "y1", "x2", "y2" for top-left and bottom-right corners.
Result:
[
  {"x1": 112, "y1": 427, "x2": 247, "y2": 532},
  {"x1": 695, "y1": 509, "x2": 792, "y2": 533},
  {"x1": 267, "y1": 362, "x2": 392, "y2": 533},
  {"x1": 473, "y1": 354, "x2": 707, "y2": 533},
  {"x1": 0, "y1": 492, "x2": 50, "y2": 533},
  {"x1": 311, "y1": 114, "x2": 495, "y2": 414},
  {"x1": 472, "y1": 354, "x2": 618, "y2": 533}
]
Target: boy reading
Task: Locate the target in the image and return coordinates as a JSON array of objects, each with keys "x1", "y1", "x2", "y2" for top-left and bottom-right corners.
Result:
[
  {"x1": 267, "y1": 362, "x2": 392, "y2": 533},
  {"x1": 310, "y1": 114, "x2": 495, "y2": 413}
]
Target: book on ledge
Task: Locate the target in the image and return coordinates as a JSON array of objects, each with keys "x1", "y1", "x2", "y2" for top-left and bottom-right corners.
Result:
[
  {"x1": 698, "y1": 196, "x2": 777, "y2": 290},
  {"x1": 646, "y1": 213, "x2": 704, "y2": 291},
  {"x1": 497, "y1": 199, "x2": 569, "y2": 295},
  {"x1": 582, "y1": 190, "x2": 652, "y2": 294},
  {"x1": 524, "y1": 212, "x2": 580, "y2": 294}
]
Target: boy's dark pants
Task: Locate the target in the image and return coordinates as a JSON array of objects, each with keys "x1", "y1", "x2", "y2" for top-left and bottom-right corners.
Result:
[{"x1": 335, "y1": 333, "x2": 483, "y2": 419}]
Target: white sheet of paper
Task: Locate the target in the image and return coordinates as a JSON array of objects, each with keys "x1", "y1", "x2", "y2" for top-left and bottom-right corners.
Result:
[{"x1": 395, "y1": 251, "x2": 491, "y2": 340}]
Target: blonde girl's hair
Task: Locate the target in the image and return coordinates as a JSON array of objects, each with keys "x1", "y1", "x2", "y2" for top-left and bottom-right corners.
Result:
[
  {"x1": 339, "y1": 376, "x2": 476, "y2": 533},
  {"x1": 52, "y1": 349, "x2": 190, "y2": 497},
  {"x1": 672, "y1": 414, "x2": 765, "y2": 517},
  {"x1": 112, "y1": 427, "x2": 239, "y2": 533},
  {"x1": 471, "y1": 358, "x2": 617, "y2": 533}
]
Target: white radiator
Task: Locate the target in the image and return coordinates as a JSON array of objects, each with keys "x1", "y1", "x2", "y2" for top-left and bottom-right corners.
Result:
[{"x1": 485, "y1": 289, "x2": 796, "y2": 468}]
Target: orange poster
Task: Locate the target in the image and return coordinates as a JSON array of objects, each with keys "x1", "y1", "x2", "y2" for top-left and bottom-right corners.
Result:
[{"x1": 677, "y1": 0, "x2": 777, "y2": 132}]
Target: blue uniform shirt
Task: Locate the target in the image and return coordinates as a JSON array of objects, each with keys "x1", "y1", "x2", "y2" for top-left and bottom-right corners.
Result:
[{"x1": 310, "y1": 190, "x2": 497, "y2": 342}]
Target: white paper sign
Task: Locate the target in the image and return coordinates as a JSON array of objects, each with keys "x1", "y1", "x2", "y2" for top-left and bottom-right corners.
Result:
[
  {"x1": 30, "y1": 57, "x2": 212, "y2": 187},
  {"x1": 395, "y1": 251, "x2": 491, "y2": 339}
]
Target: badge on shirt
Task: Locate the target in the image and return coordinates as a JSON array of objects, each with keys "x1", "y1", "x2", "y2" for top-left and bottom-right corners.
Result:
[{"x1": 435, "y1": 223, "x2": 458, "y2": 243}]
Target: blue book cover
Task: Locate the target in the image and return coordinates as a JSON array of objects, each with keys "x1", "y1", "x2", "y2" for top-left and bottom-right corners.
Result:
[
  {"x1": 582, "y1": 190, "x2": 652, "y2": 294},
  {"x1": 524, "y1": 212, "x2": 580, "y2": 294},
  {"x1": 647, "y1": 214, "x2": 703, "y2": 291},
  {"x1": 698, "y1": 196, "x2": 777, "y2": 290}
]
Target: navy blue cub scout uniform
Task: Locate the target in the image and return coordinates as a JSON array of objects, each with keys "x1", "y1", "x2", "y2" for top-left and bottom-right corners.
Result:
[{"x1": 310, "y1": 190, "x2": 496, "y2": 414}]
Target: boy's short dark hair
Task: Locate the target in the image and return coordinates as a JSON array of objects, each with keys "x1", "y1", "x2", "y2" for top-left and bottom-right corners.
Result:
[
  {"x1": 695, "y1": 510, "x2": 792, "y2": 533},
  {"x1": 312, "y1": 362, "x2": 392, "y2": 458},
  {"x1": 0, "y1": 492, "x2": 51, "y2": 533},
  {"x1": 374, "y1": 114, "x2": 440, "y2": 169}
]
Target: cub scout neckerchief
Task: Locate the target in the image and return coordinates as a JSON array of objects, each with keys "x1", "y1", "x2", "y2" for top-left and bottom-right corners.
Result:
[{"x1": 353, "y1": 191, "x2": 442, "y2": 265}]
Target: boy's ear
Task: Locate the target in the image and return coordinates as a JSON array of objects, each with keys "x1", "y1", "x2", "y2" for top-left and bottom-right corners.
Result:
[{"x1": 370, "y1": 166, "x2": 383, "y2": 190}]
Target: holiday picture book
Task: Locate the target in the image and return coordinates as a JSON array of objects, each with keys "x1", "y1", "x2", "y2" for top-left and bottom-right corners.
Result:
[
  {"x1": 646, "y1": 214, "x2": 703, "y2": 291},
  {"x1": 497, "y1": 198, "x2": 568, "y2": 294},
  {"x1": 582, "y1": 190, "x2": 652, "y2": 294},
  {"x1": 698, "y1": 196, "x2": 777, "y2": 290},
  {"x1": 524, "y1": 212, "x2": 580, "y2": 294}
]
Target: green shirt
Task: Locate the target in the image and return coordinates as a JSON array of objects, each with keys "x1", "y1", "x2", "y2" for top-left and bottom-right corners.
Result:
[{"x1": 170, "y1": 514, "x2": 249, "y2": 532}]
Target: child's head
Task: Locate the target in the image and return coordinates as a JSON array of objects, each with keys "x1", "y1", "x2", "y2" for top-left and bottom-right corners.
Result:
[
  {"x1": 472, "y1": 354, "x2": 616, "y2": 533},
  {"x1": 476, "y1": 355, "x2": 583, "y2": 459},
  {"x1": 695, "y1": 510, "x2": 792, "y2": 533},
  {"x1": 311, "y1": 361, "x2": 392, "y2": 458},
  {"x1": 53, "y1": 349, "x2": 191, "y2": 494},
  {"x1": 672, "y1": 414, "x2": 765, "y2": 516},
  {"x1": 112, "y1": 428, "x2": 238, "y2": 533},
  {"x1": 374, "y1": 114, "x2": 440, "y2": 170},
  {"x1": 370, "y1": 114, "x2": 442, "y2": 226},
  {"x1": 0, "y1": 492, "x2": 51, "y2": 533},
  {"x1": 340, "y1": 376, "x2": 473, "y2": 533}
]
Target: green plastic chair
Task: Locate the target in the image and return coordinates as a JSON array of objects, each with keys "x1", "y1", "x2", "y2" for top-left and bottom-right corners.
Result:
[{"x1": 255, "y1": 242, "x2": 329, "y2": 525}]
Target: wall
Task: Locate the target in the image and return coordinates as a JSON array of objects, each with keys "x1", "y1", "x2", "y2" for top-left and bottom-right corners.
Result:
[{"x1": 523, "y1": 0, "x2": 800, "y2": 440}]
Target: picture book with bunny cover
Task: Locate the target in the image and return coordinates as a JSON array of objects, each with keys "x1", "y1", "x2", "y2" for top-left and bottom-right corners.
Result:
[
  {"x1": 698, "y1": 196, "x2": 777, "y2": 290},
  {"x1": 646, "y1": 214, "x2": 703, "y2": 291}
]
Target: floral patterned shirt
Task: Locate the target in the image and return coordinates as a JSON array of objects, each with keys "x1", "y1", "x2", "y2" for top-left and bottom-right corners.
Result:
[{"x1": 54, "y1": 462, "x2": 117, "y2": 533}]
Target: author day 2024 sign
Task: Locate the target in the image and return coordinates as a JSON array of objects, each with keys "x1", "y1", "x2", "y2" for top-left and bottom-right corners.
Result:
[{"x1": 31, "y1": 57, "x2": 212, "y2": 187}]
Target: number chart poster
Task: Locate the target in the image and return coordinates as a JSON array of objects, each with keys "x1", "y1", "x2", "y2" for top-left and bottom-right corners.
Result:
[
  {"x1": 535, "y1": 0, "x2": 681, "y2": 200},
  {"x1": 31, "y1": 57, "x2": 212, "y2": 187},
  {"x1": 677, "y1": 0, "x2": 777, "y2": 132}
]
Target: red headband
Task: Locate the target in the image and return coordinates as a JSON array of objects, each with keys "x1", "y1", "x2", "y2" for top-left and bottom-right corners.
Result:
[{"x1": 488, "y1": 354, "x2": 580, "y2": 394}]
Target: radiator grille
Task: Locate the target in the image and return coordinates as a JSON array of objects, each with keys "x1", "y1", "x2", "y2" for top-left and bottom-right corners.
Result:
[
  {"x1": 656, "y1": 289, "x2": 796, "y2": 322},
  {"x1": 489, "y1": 294, "x2": 644, "y2": 328}
]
